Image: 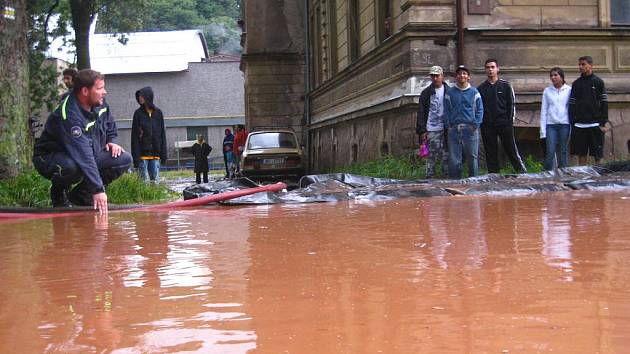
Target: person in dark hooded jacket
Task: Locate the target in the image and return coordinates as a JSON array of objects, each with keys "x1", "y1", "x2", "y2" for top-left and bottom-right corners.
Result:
[
  {"x1": 131, "y1": 87, "x2": 167, "y2": 183},
  {"x1": 191, "y1": 135, "x2": 212, "y2": 184}
]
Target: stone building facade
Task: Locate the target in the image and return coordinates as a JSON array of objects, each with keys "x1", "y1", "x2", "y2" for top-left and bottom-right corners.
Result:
[
  {"x1": 241, "y1": 0, "x2": 630, "y2": 172},
  {"x1": 239, "y1": 1, "x2": 307, "y2": 137}
]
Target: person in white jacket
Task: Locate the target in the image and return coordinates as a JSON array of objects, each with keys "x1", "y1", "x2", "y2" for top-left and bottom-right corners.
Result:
[{"x1": 540, "y1": 67, "x2": 571, "y2": 170}]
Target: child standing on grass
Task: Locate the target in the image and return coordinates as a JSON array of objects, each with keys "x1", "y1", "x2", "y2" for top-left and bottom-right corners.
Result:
[{"x1": 191, "y1": 135, "x2": 212, "y2": 184}]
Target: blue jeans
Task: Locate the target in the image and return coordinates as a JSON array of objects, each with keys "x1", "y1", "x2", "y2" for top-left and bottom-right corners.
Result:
[
  {"x1": 448, "y1": 124, "x2": 479, "y2": 178},
  {"x1": 544, "y1": 124, "x2": 570, "y2": 170},
  {"x1": 138, "y1": 159, "x2": 160, "y2": 182}
]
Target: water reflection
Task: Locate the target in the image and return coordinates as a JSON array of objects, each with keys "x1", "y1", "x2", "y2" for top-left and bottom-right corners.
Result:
[
  {"x1": 541, "y1": 196, "x2": 574, "y2": 281},
  {"x1": 424, "y1": 197, "x2": 487, "y2": 270},
  {"x1": 125, "y1": 210, "x2": 256, "y2": 353},
  {"x1": 34, "y1": 213, "x2": 130, "y2": 352},
  {"x1": 0, "y1": 210, "x2": 258, "y2": 353},
  {"x1": 0, "y1": 192, "x2": 629, "y2": 352}
]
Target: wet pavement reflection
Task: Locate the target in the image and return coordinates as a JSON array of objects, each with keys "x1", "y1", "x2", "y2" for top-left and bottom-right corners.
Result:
[{"x1": 1, "y1": 191, "x2": 629, "y2": 353}]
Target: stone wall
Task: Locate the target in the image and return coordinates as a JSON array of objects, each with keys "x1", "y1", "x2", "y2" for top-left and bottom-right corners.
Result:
[
  {"x1": 465, "y1": 0, "x2": 599, "y2": 29},
  {"x1": 240, "y1": 0, "x2": 307, "y2": 141},
  {"x1": 241, "y1": 55, "x2": 306, "y2": 138},
  {"x1": 310, "y1": 96, "x2": 418, "y2": 171}
]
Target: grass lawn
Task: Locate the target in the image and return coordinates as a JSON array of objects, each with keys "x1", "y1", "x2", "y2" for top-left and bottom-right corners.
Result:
[{"x1": 0, "y1": 170, "x2": 179, "y2": 208}]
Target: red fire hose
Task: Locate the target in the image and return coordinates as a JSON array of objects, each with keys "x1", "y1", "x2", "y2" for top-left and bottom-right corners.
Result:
[
  {"x1": 0, "y1": 182, "x2": 286, "y2": 222},
  {"x1": 138, "y1": 181, "x2": 286, "y2": 210}
]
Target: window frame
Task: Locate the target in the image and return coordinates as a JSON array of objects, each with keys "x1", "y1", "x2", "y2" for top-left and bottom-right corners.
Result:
[
  {"x1": 376, "y1": 0, "x2": 392, "y2": 43},
  {"x1": 347, "y1": 0, "x2": 360, "y2": 63},
  {"x1": 610, "y1": 0, "x2": 630, "y2": 26},
  {"x1": 186, "y1": 126, "x2": 207, "y2": 141}
]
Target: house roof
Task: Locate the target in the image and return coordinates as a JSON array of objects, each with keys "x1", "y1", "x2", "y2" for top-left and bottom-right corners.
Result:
[
  {"x1": 207, "y1": 53, "x2": 241, "y2": 62},
  {"x1": 90, "y1": 30, "x2": 209, "y2": 75}
]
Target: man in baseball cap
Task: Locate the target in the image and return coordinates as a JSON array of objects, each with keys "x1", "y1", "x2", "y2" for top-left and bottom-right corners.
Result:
[
  {"x1": 417, "y1": 65, "x2": 449, "y2": 177},
  {"x1": 444, "y1": 63, "x2": 484, "y2": 178},
  {"x1": 429, "y1": 65, "x2": 443, "y2": 75}
]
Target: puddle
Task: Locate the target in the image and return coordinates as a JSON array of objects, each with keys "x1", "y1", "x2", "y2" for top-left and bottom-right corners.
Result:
[{"x1": 1, "y1": 191, "x2": 630, "y2": 352}]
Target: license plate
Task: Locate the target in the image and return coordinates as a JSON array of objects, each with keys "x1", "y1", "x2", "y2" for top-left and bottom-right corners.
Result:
[{"x1": 262, "y1": 158, "x2": 284, "y2": 165}]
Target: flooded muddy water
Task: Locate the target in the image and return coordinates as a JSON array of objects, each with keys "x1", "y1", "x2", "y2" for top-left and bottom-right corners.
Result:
[{"x1": 1, "y1": 191, "x2": 630, "y2": 353}]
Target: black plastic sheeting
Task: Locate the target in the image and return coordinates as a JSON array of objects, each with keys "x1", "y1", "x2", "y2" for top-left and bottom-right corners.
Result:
[{"x1": 182, "y1": 161, "x2": 630, "y2": 205}]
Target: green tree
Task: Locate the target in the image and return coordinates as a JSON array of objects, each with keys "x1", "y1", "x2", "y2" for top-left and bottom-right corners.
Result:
[
  {"x1": 1, "y1": 0, "x2": 31, "y2": 178},
  {"x1": 69, "y1": 0, "x2": 146, "y2": 69},
  {"x1": 139, "y1": 0, "x2": 202, "y2": 31},
  {"x1": 59, "y1": 0, "x2": 240, "y2": 70},
  {"x1": 28, "y1": 0, "x2": 66, "y2": 118},
  {"x1": 195, "y1": 0, "x2": 241, "y2": 54},
  {"x1": 196, "y1": 0, "x2": 239, "y2": 20},
  {"x1": 135, "y1": 0, "x2": 241, "y2": 54}
]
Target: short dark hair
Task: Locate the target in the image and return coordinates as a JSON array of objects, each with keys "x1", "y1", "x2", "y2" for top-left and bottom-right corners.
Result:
[
  {"x1": 579, "y1": 56, "x2": 593, "y2": 65},
  {"x1": 62, "y1": 68, "x2": 78, "y2": 78},
  {"x1": 73, "y1": 69, "x2": 105, "y2": 94},
  {"x1": 550, "y1": 67, "x2": 565, "y2": 84},
  {"x1": 455, "y1": 65, "x2": 470, "y2": 74},
  {"x1": 485, "y1": 58, "x2": 498, "y2": 66}
]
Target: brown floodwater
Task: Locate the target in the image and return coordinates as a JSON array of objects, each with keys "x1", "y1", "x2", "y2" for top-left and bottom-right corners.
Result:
[{"x1": 1, "y1": 190, "x2": 629, "y2": 353}]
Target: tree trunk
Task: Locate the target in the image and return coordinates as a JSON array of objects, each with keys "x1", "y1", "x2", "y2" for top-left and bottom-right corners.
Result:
[
  {"x1": 71, "y1": 0, "x2": 93, "y2": 69},
  {"x1": 0, "y1": 0, "x2": 31, "y2": 179}
]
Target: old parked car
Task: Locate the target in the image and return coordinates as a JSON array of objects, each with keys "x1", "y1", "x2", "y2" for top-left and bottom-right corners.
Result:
[{"x1": 240, "y1": 130, "x2": 305, "y2": 180}]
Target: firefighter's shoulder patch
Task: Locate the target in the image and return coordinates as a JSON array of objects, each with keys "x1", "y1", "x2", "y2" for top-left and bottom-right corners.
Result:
[{"x1": 70, "y1": 126, "x2": 82, "y2": 138}]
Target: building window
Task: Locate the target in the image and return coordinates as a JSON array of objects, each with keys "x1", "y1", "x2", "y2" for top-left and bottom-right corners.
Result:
[
  {"x1": 327, "y1": 0, "x2": 338, "y2": 76},
  {"x1": 186, "y1": 126, "x2": 206, "y2": 141},
  {"x1": 611, "y1": 0, "x2": 630, "y2": 25},
  {"x1": 348, "y1": 0, "x2": 360, "y2": 62},
  {"x1": 377, "y1": 0, "x2": 392, "y2": 43},
  {"x1": 310, "y1": 5, "x2": 324, "y2": 87}
]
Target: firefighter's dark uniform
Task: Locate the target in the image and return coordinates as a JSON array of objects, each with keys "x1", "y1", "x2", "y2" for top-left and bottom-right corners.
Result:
[{"x1": 33, "y1": 93, "x2": 132, "y2": 206}]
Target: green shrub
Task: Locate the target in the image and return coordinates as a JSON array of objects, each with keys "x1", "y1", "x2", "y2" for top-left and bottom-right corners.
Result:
[
  {"x1": 0, "y1": 171, "x2": 178, "y2": 207},
  {"x1": 106, "y1": 173, "x2": 178, "y2": 205},
  {"x1": 0, "y1": 170, "x2": 52, "y2": 207},
  {"x1": 499, "y1": 155, "x2": 545, "y2": 174},
  {"x1": 333, "y1": 153, "x2": 547, "y2": 180},
  {"x1": 335, "y1": 153, "x2": 428, "y2": 180}
]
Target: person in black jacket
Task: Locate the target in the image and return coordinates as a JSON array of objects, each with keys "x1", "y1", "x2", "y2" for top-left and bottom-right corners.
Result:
[
  {"x1": 478, "y1": 59, "x2": 527, "y2": 173},
  {"x1": 191, "y1": 135, "x2": 212, "y2": 184},
  {"x1": 416, "y1": 66, "x2": 449, "y2": 177},
  {"x1": 131, "y1": 87, "x2": 167, "y2": 183},
  {"x1": 33, "y1": 69, "x2": 132, "y2": 211},
  {"x1": 60, "y1": 68, "x2": 77, "y2": 101},
  {"x1": 569, "y1": 55, "x2": 609, "y2": 165}
]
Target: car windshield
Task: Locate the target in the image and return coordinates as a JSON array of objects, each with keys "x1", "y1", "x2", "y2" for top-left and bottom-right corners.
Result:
[{"x1": 247, "y1": 132, "x2": 297, "y2": 149}]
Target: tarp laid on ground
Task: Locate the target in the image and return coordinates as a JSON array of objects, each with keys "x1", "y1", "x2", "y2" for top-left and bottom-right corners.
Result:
[{"x1": 182, "y1": 162, "x2": 630, "y2": 205}]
